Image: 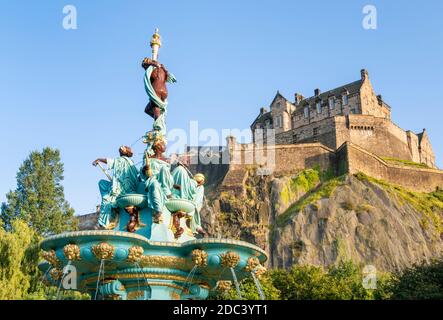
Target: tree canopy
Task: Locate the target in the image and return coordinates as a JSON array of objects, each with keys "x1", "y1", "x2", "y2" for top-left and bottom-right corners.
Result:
[{"x1": 1, "y1": 147, "x2": 77, "y2": 235}]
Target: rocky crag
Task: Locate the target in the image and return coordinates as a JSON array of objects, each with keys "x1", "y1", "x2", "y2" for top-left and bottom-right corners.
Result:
[{"x1": 201, "y1": 168, "x2": 443, "y2": 272}]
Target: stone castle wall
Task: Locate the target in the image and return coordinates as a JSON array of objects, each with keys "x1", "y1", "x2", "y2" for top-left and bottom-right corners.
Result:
[
  {"x1": 336, "y1": 115, "x2": 416, "y2": 162},
  {"x1": 229, "y1": 142, "x2": 335, "y2": 175},
  {"x1": 215, "y1": 138, "x2": 443, "y2": 194},
  {"x1": 359, "y1": 71, "x2": 391, "y2": 119},
  {"x1": 338, "y1": 142, "x2": 443, "y2": 193},
  {"x1": 274, "y1": 114, "x2": 435, "y2": 168}
]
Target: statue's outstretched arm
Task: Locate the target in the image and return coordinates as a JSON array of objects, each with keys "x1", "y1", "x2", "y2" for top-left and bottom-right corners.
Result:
[{"x1": 92, "y1": 158, "x2": 107, "y2": 166}]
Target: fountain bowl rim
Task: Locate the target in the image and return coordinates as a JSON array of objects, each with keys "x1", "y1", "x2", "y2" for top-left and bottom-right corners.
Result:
[{"x1": 40, "y1": 230, "x2": 267, "y2": 258}]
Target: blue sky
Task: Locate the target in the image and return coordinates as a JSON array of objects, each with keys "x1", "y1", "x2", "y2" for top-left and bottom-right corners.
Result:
[{"x1": 1, "y1": 0, "x2": 442, "y2": 215}]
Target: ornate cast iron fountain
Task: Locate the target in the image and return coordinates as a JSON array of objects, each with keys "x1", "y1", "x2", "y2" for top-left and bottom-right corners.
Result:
[{"x1": 39, "y1": 29, "x2": 267, "y2": 300}]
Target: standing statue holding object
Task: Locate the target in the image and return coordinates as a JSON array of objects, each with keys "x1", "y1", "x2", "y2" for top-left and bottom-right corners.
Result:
[{"x1": 142, "y1": 29, "x2": 176, "y2": 156}]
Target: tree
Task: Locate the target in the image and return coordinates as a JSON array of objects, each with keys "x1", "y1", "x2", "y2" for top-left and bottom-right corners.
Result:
[
  {"x1": 210, "y1": 275, "x2": 281, "y2": 300},
  {"x1": 390, "y1": 258, "x2": 443, "y2": 300},
  {"x1": 271, "y1": 261, "x2": 392, "y2": 300},
  {"x1": 271, "y1": 265, "x2": 331, "y2": 300},
  {"x1": 1, "y1": 148, "x2": 77, "y2": 235},
  {"x1": 0, "y1": 219, "x2": 89, "y2": 300},
  {"x1": 0, "y1": 220, "x2": 36, "y2": 299}
]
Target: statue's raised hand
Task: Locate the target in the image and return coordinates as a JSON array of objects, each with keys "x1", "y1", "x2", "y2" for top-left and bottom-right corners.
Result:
[{"x1": 142, "y1": 57, "x2": 160, "y2": 70}]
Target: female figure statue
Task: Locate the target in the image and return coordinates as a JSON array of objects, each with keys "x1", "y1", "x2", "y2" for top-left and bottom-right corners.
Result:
[{"x1": 92, "y1": 146, "x2": 138, "y2": 229}]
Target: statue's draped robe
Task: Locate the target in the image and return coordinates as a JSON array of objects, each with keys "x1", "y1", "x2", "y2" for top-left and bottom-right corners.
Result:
[
  {"x1": 171, "y1": 166, "x2": 204, "y2": 233},
  {"x1": 142, "y1": 158, "x2": 174, "y2": 240},
  {"x1": 143, "y1": 158, "x2": 173, "y2": 213},
  {"x1": 97, "y1": 156, "x2": 138, "y2": 228},
  {"x1": 192, "y1": 185, "x2": 204, "y2": 233}
]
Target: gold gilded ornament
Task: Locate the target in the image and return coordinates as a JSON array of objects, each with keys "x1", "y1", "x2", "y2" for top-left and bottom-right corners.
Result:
[
  {"x1": 243, "y1": 257, "x2": 260, "y2": 272},
  {"x1": 216, "y1": 280, "x2": 232, "y2": 293},
  {"x1": 191, "y1": 249, "x2": 208, "y2": 267},
  {"x1": 127, "y1": 246, "x2": 144, "y2": 262},
  {"x1": 63, "y1": 244, "x2": 81, "y2": 261},
  {"x1": 220, "y1": 251, "x2": 240, "y2": 268},
  {"x1": 254, "y1": 265, "x2": 267, "y2": 278},
  {"x1": 139, "y1": 255, "x2": 192, "y2": 270},
  {"x1": 42, "y1": 250, "x2": 61, "y2": 267},
  {"x1": 92, "y1": 242, "x2": 115, "y2": 260},
  {"x1": 49, "y1": 268, "x2": 63, "y2": 281}
]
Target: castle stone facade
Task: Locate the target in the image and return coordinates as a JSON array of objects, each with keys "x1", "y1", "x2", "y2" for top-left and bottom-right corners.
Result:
[{"x1": 251, "y1": 69, "x2": 436, "y2": 168}]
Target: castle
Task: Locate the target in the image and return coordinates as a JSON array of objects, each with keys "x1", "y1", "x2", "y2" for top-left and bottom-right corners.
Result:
[
  {"x1": 251, "y1": 69, "x2": 436, "y2": 168},
  {"x1": 185, "y1": 69, "x2": 443, "y2": 196}
]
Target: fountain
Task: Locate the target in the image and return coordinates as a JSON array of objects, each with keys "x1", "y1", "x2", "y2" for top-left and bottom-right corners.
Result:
[{"x1": 39, "y1": 29, "x2": 267, "y2": 300}]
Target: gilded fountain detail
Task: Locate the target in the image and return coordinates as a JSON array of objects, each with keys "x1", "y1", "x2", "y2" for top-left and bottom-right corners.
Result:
[{"x1": 39, "y1": 29, "x2": 267, "y2": 300}]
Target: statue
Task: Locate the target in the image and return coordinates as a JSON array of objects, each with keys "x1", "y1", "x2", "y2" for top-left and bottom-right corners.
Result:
[
  {"x1": 142, "y1": 58, "x2": 171, "y2": 120},
  {"x1": 92, "y1": 146, "x2": 138, "y2": 229},
  {"x1": 142, "y1": 29, "x2": 176, "y2": 157},
  {"x1": 141, "y1": 136, "x2": 173, "y2": 225},
  {"x1": 171, "y1": 165, "x2": 207, "y2": 236},
  {"x1": 125, "y1": 206, "x2": 139, "y2": 232},
  {"x1": 91, "y1": 29, "x2": 206, "y2": 240},
  {"x1": 192, "y1": 173, "x2": 207, "y2": 236}
]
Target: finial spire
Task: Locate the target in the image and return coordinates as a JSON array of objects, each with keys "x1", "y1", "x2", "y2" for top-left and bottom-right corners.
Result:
[{"x1": 150, "y1": 28, "x2": 162, "y2": 61}]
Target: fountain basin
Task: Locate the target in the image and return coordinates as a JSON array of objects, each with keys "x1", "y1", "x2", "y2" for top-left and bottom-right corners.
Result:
[
  {"x1": 165, "y1": 198, "x2": 195, "y2": 214},
  {"x1": 116, "y1": 194, "x2": 148, "y2": 209},
  {"x1": 39, "y1": 230, "x2": 267, "y2": 300}
]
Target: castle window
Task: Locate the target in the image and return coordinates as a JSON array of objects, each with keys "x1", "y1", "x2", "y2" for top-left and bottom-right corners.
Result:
[
  {"x1": 329, "y1": 97, "x2": 335, "y2": 109},
  {"x1": 313, "y1": 127, "x2": 319, "y2": 136},
  {"x1": 342, "y1": 94, "x2": 348, "y2": 105},
  {"x1": 316, "y1": 101, "x2": 322, "y2": 114},
  {"x1": 304, "y1": 106, "x2": 309, "y2": 119},
  {"x1": 292, "y1": 133, "x2": 298, "y2": 143},
  {"x1": 275, "y1": 115, "x2": 283, "y2": 128}
]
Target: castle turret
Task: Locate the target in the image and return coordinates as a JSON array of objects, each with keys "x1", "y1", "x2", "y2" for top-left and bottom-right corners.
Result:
[{"x1": 361, "y1": 68, "x2": 369, "y2": 80}]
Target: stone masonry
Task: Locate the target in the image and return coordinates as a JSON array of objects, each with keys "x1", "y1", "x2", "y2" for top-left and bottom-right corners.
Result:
[{"x1": 251, "y1": 69, "x2": 436, "y2": 168}]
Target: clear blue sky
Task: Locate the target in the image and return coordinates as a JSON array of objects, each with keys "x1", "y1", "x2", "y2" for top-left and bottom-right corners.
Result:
[{"x1": 1, "y1": 0, "x2": 442, "y2": 215}]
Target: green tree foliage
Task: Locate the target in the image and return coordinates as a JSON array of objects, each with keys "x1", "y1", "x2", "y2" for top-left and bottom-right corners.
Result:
[
  {"x1": 25, "y1": 287, "x2": 91, "y2": 300},
  {"x1": 212, "y1": 261, "x2": 395, "y2": 300},
  {"x1": 1, "y1": 148, "x2": 77, "y2": 235},
  {"x1": 0, "y1": 220, "x2": 38, "y2": 299},
  {"x1": 272, "y1": 261, "x2": 393, "y2": 300},
  {"x1": 210, "y1": 275, "x2": 281, "y2": 300},
  {"x1": 0, "y1": 148, "x2": 82, "y2": 300},
  {"x1": 0, "y1": 219, "x2": 89, "y2": 300},
  {"x1": 390, "y1": 259, "x2": 443, "y2": 300}
]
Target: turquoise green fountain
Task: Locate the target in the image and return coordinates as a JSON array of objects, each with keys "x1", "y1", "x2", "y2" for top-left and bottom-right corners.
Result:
[{"x1": 39, "y1": 29, "x2": 267, "y2": 300}]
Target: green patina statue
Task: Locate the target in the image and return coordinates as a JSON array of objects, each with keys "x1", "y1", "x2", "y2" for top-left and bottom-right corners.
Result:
[{"x1": 92, "y1": 146, "x2": 138, "y2": 229}]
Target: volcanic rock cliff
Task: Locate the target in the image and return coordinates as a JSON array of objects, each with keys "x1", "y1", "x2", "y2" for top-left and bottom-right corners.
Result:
[{"x1": 201, "y1": 169, "x2": 443, "y2": 272}]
